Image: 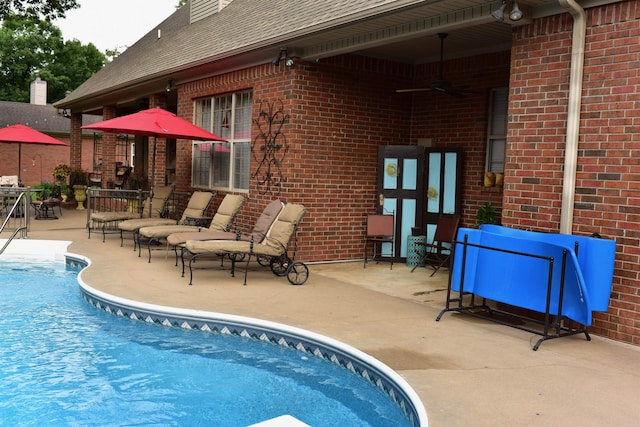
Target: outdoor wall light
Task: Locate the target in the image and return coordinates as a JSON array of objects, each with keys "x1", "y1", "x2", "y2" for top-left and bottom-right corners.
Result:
[
  {"x1": 285, "y1": 57, "x2": 295, "y2": 67},
  {"x1": 509, "y1": 1, "x2": 523, "y2": 21},
  {"x1": 491, "y1": 0, "x2": 524, "y2": 22},
  {"x1": 272, "y1": 47, "x2": 288, "y2": 66}
]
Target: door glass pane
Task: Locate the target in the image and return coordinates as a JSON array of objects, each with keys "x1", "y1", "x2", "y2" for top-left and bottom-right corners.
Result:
[
  {"x1": 443, "y1": 152, "x2": 457, "y2": 214},
  {"x1": 381, "y1": 198, "x2": 397, "y2": 256},
  {"x1": 427, "y1": 153, "x2": 441, "y2": 213},
  {"x1": 402, "y1": 159, "x2": 417, "y2": 190},
  {"x1": 401, "y1": 199, "x2": 416, "y2": 257},
  {"x1": 383, "y1": 158, "x2": 398, "y2": 190}
]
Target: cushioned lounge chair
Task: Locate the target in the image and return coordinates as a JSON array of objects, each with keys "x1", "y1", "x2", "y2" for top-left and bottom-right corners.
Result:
[
  {"x1": 183, "y1": 203, "x2": 308, "y2": 286},
  {"x1": 119, "y1": 190, "x2": 214, "y2": 250},
  {"x1": 168, "y1": 199, "x2": 284, "y2": 267},
  {"x1": 90, "y1": 185, "x2": 174, "y2": 244},
  {"x1": 137, "y1": 193, "x2": 245, "y2": 262}
]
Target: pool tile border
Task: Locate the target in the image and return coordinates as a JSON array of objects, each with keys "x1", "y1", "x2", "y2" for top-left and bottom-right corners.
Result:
[{"x1": 69, "y1": 255, "x2": 425, "y2": 427}]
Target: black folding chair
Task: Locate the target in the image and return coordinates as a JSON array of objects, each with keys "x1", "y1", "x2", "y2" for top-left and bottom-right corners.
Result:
[{"x1": 412, "y1": 214, "x2": 460, "y2": 275}]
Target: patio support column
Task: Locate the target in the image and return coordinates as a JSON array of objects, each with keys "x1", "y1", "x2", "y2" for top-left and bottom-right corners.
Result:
[
  {"x1": 69, "y1": 112, "x2": 83, "y2": 171},
  {"x1": 101, "y1": 106, "x2": 118, "y2": 188},
  {"x1": 149, "y1": 94, "x2": 168, "y2": 187}
]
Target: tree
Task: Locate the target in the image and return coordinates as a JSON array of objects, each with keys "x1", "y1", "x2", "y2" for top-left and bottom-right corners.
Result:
[
  {"x1": 0, "y1": 0, "x2": 79, "y2": 21},
  {"x1": 0, "y1": 14, "x2": 104, "y2": 103},
  {"x1": 43, "y1": 40, "x2": 105, "y2": 102}
]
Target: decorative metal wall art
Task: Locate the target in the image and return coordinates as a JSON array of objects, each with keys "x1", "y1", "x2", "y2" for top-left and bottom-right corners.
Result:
[{"x1": 252, "y1": 99, "x2": 289, "y2": 195}]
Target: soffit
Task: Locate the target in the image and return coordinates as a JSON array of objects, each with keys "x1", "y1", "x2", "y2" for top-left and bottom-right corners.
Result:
[{"x1": 55, "y1": 0, "x2": 590, "y2": 112}]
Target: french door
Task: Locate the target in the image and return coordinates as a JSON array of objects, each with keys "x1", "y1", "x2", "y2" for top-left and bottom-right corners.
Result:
[
  {"x1": 377, "y1": 146, "x2": 462, "y2": 260},
  {"x1": 377, "y1": 145, "x2": 425, "y2": 259}
]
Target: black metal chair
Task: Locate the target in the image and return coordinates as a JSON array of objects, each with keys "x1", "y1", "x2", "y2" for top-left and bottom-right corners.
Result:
[{"x1": 411, "y1": 214, "x2": 460, "y2": 275}]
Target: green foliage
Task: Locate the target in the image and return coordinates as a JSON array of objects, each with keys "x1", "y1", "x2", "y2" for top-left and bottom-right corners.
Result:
[
  {"x1": 475, "y1": 202, "x2": 498, "y2": 228},
  {"x1": 68, "y1": 168, "x2": 88, "y2": 187},
  {"x1": 0, "y1": 0, "x2": 79, "y2": 21},
  {"x1": 41, "y1": 39, "x2": 105, "y2": 102},
  {"x1": 0, "y1": 13, "x2": 105, "y2": 103},
  {"x1": 125, "y1": 172, "x2": 149, "y2": 191},
  {"x1": 31, "y1": 181, "x2": 53, "y2": 199}
]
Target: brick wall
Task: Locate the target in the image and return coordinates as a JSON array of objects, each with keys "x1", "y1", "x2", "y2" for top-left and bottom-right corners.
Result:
[
  {"x1": 409, "y1": 51, "x2": 511, "y2": 228},
  {"x1": 506, "y1": 3, "x2": 640, "y2": 345},
  {"x1": 179, "y1": 57, "x2": 414, "y2": 262}
]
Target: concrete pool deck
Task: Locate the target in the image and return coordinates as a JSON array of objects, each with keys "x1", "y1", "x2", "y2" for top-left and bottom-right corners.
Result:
[{"x1": 16, "y1": 208, "x2": 640, "y2": 426}]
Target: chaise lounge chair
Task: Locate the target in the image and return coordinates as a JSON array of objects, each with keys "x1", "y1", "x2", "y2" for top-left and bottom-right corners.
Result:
[
  {"x1": 137, "y1": 193, "x2": 245, "y2": 262},
  {"x1": 168, "y1": 199, "x2": 284, "y2": 267},
  {"x1": 119, "y1": 190, "x2": 214, "y2": 250},
  {"x1": 182, "y1": 202, "x2": 308, "y2": 286},
  {"x1": 89, "y1": 185, "x2": 174, "y2": 243}
]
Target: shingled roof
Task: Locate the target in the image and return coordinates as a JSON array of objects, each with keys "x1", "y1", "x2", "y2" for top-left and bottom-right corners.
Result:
[
  {"x1": 0, "y1": 101, "x2": 101, "y2": 134},
  {"x1": 55, "y1": 0, "x2": 431, "y2": 111}
]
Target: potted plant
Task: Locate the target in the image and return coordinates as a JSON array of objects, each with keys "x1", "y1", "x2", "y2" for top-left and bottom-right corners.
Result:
[
  {"x1": 31, "y1": 181, "x2": 53, "y2": 200},
  {"x1": 69, "y1": 168, "x2": 89, "y2": 210},
  {"x1": 124, "y1": 172, "x2": 149, "y2": 191},
  {"x1": 59, "y1": 183, "x2": 73, "y2": 202},
  {"x1": 475, "y1": 202, "x2": 498, "y2": 228},
  {"x1": 52, "y1": 163, "x2": 71, "y2": 185},
  {"x1": 124, "y1": 172, "x2": 149, "y2": 213}
]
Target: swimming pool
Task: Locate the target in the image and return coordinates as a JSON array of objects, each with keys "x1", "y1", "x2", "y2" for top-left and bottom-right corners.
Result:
[{"x1": 0, "y1": 240, "x2": 427, "y2": 426}]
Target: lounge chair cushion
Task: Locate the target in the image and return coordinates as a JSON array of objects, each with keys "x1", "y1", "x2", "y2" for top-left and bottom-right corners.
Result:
[
  {"x1": 166, "y1": 230, "x2": 237, "y2": 246},
  {"x1": 249, "y1": 200, "x2": 284, "y2": 242},
  {"x1": 139, "y1": 224, "x2": 200, "y2": 238},
  {"x1": 119, "y1": 218, "x2": 177, "y2": 232},
  {"x1": 208, "y1": 194, "x2": 245, "y2": 232},
  {"x1": 263, "y1": 203, "x2": 306, "y2": 250},
  {"x1": 179, "y1": 191, "x2": 214, "y2": 224},
  {"x1": 91, "y1": 211, "x2": 139, "y2": 222},
  {"x1": 140, "y1": 185, "x2": 174, "y2": 218},
  {"x1": 185, "y1": 203, "x2": 305, "y2": 256},
  {"x1": 185, "y1": 239, "x2": 283, "y2": 257},
  {"x1": 165, "y1": 199, "x2": 282, "y2": 247}
]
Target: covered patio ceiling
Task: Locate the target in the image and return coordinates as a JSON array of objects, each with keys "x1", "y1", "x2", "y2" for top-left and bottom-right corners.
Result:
[{"x1": 57, "y1": 0, "x2": 607, "y2": 113}]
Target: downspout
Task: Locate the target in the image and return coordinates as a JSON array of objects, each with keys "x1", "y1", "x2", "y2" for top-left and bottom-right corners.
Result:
[{"x1": 558, "y1": 0, "x2": 586, "y2": 234}]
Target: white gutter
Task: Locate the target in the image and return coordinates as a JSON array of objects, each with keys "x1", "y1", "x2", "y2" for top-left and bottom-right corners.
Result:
[{"x1": 558, "y1": 0, "x2": 587, "y2": 234}]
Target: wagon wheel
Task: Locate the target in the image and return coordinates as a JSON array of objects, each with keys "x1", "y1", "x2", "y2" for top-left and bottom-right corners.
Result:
[
  {"x1": 257, "y1": 255, "x2": 271, "y2": 266},
  {"x1": 286, "y1": 262, "x2": 309, "y2": 285},
  {"x1": 270, "y1": 255, "x2": 291, "y2": 276}
]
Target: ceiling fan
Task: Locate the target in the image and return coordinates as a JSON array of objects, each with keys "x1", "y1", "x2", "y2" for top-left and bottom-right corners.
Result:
[{"x1": 396, "y1": 33, "x2": 474, "y2": 98}]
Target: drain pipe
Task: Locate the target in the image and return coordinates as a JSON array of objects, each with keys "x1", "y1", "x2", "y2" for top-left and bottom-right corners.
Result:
[{"x1": 558, "y1": 0, "x2": 586, "y2": 234}]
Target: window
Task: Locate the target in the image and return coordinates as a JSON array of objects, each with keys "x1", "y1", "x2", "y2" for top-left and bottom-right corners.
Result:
[
  {"x1": 486, "y1": 87, "x2": 508, "y2": 173},
  {"x1": 193, "y1": 91, "x2": 252, "y2": 191}
]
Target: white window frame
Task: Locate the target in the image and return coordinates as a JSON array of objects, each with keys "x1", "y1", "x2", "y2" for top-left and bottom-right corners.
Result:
[
  {"x1": 192, "y1": 91, "x2": 252, "y2": 192},
  {"x1": 486, "y1": 87, "x2": 508, "y2": 174}
]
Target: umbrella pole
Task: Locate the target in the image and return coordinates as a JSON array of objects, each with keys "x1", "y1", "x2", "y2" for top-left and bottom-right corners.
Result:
[
  {"x1": 18, "y1": 143, "x2": 22, "y2": 183},
  {"x1": 149, "y1": 135, "x2": 157, "y2": 216}
]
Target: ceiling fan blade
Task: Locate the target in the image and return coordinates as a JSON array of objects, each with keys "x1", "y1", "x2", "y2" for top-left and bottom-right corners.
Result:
[
  {"x1": 395, "y1": 87, "x2": 433, "y2": 93},
  {"x1": 396, "y1": 33, "x2": 477, "y2": 97}
]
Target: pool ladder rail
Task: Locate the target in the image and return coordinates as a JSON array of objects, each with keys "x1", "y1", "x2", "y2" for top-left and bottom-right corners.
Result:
[{"x1": 0, "y1": 191, "x2": 29, "y2": 255}]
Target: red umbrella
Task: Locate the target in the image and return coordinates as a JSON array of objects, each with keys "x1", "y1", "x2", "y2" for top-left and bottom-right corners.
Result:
[
  {"x1": 0, "y1": 124, "x2": 68, "y2": 181},
  {"x1": 82, "y1": 107, "x2": 226, "y2": 183}
]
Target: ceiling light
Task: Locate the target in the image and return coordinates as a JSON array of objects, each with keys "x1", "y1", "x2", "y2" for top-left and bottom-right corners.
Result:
[
  {"x1": 509, "y1": 0, "x2": 523, "y2": 21},
  {"x1": 491, "y1": 1, "x2": 507, "y2": 22}
]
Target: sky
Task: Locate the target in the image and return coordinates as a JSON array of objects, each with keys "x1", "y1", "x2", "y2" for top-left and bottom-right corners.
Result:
[{"x1": 53, "y1": 0, "x2": 179, "y2": 52}]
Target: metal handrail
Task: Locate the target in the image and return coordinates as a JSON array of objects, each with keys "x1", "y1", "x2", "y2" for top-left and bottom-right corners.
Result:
[{"x1": 0, "y1": 191, "x2": 28, "y2": 255}]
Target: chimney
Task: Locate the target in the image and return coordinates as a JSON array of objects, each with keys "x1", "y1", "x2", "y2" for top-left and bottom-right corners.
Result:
[{"x1": 30, "y1": 73, "x2": 47, "y2": 105}]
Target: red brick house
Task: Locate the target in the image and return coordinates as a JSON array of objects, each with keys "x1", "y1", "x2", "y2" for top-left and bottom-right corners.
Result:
[{"x1": 55, "y1": 0, "x2": 640, "y2": 346}]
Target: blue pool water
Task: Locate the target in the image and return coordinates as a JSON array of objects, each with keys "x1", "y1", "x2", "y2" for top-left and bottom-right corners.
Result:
[{"x1": 0, "y1": 258, "x2": 413, "y2": 426}]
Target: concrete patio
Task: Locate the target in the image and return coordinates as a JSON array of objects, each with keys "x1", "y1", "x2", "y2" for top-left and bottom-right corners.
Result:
[{"x1": 14, "y1": 207, "x2": 640, "y2": 426}]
